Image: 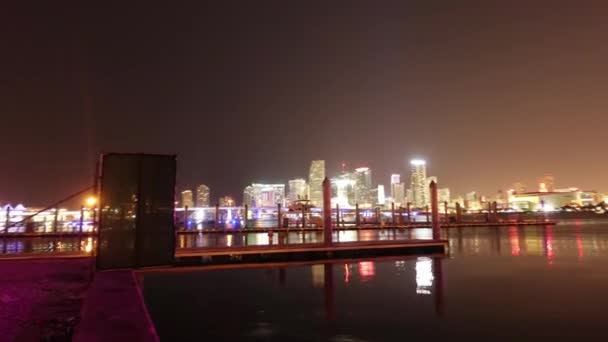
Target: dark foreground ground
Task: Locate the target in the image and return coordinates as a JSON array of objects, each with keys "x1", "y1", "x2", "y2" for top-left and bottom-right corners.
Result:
[{"x1": 0, "y1": 257, "x2": 93, "y2": 341}]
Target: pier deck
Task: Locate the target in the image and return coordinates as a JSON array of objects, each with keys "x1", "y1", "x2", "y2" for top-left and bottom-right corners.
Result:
[{"x1": 175, "y1": 239, "x2": 448, "y2": 265}]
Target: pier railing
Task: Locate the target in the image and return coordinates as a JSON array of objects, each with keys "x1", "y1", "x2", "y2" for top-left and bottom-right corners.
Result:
[{"x1": 1, "y1": 186, "x2": 97, "y2": 236}]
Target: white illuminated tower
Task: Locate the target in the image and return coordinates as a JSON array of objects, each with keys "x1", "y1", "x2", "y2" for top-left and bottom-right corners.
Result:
[
  {"x1": 181, "y1": 190, "x2": 194, "y2": 208},
  {"x1": 377, "y1": 185, "x2": 386, "y2": 206},
  {"x1": 390, "y1": 174, "x2": 404, "y2": 205},
  {"x1": 288, "y1": 179, "x2": 307, "y2": 204},
  {"x1": 410, "y1": 159, "x2": 428, "y2": 208},
  {"x1": 354, "y1": 167, "x2": 373, "y2": 206},
  {"x1": 195, "y1": 184, "x2": 210, "y2": 207},
  {"x1": 308, "y1": 160, "x2": 325, "y2": 207}
]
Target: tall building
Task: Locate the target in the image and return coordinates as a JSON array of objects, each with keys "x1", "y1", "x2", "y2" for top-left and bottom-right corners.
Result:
[
  {"x1": 288, "y1": 179, "x2": 307, "y2": 204},
  {"x1": 181, "y1": 190, "x2": 194, "y2": 208},
  {"x1": 538, "y1": 175, "x2": 555, "y2": 192},
  {"x1": 390, "y1": 174, "x2": 401, "y2": 185},
  {"x1": 390, "y1": 174, "x2": 404, "y2": 205},
  {"x1": 331, "y1": 168, "x2": 356, "y2": 207},
  {"x1": 377, "y1": 185, "x2": 386, "y2": 206},
  {"x1": 512, "y1": 182, "x2": 526, "y2": 194},
  {"x1": 354, "y1": 167, "x2": 373, "y2": 206},
  {"x1": 243, "y1": 186, "x2": 254, "y2": 207},
  {"x1": 405, "y1": 189, "x2": 413, "y2": 204},
  {"x1": 195, "y1": 184, "x2": 210, "y2": 207},
  {"x1": 438, "y1": 188, "x2": 451, "y2": 204},
  {"x1": 308, "y1": 160, "x2": 325, "y2": 207},
  {"x1": 410, "y1": 159, "x2": 428, "y2": 208},
  {"x1": 243, "y1": 183, "x2": 285, "y2": 208},
  {"x1": 391, "y1": 183, "x2": 405, "y2": 205},
  {"x1": 218, "y1": 196, "x2": 235, "y2": 207}
]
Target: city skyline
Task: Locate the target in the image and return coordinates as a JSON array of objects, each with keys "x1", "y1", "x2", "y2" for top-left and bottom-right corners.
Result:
[
  {"x1": 2, "y1": 2, "x2": 608, "y2": 205},
  {"x1": 174, "y1": 157, "x2": 601, "y2": 210}
]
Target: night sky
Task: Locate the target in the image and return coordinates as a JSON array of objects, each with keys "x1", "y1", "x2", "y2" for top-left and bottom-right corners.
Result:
[{"x1": 2, "y1": 1, "x2": 607, "y2": 205}]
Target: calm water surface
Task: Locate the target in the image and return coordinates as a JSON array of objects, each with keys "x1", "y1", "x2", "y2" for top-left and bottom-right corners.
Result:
[{"x1": 141, "y1": 222, "x2": 608, "y2": 341}]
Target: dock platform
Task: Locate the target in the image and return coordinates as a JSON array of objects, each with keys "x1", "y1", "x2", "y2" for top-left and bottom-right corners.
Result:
[
  {"x1": 175, "y1": 220, "x2": 559, "y2": 234},
  {"x1": 175, "y1": 239, "x2": 448, "y2": 265}
]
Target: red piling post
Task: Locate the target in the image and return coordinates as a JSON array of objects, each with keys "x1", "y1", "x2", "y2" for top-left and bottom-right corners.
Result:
[
  {"x1": 444, "y1": 201, "x2": 448, "y2": 224},
  {"x1": 277, "y1": 203, "x2": 282, "y2": 229},
  {"x1": 406, "y1": 202, "x2": 411, "y2": 224},
  {"x1": 430, "y1": 181, "x2": 440, "y2": 240},
  {"x1": 323, "y1": 177, "x2": 332, "y2": 246},
  {"x1": 355, "y1": 203, "x2": 360, "y2": 227},
  {"x1": 391, "y1": 202, "x2": 395, "y2": 226},
  {"x1": 456, "y1": 202, "x2": 462, "y2": 224}
]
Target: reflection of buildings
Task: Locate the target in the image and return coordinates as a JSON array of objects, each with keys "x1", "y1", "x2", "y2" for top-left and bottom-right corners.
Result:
[
  {"x1": 415, "y1": 257, "x2": 434, "y2": 295},
  {"x1": 196, "y1": 184, "x2": 210, "y2": 207},
  {"x1": 311, "y1": 264, "x2": 325, "y2": 288},
  {"x1": 358, "y1": 261, "x2": 376, "y2": 282},
  {"x1": 308, "y1": 160, "x2": 325, "y2": 207},
  {"x1": 181, "y1": 190, "x2": 194, "y2": 207}
]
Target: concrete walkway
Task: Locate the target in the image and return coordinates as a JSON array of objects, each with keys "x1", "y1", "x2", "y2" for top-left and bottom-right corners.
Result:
[
  {"x1": 0, "y1": 257, "x2": 91, "y2": 341},
  {"x1": 74, "y1": 270, "x2": 159, "y2": 342}
]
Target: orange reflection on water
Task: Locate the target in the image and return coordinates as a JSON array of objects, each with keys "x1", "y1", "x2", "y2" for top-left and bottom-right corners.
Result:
[
  {"x1": 576, "y1": 227, "x2": 584, "y2": 261},
  {"x1": 544, "y1": 226, "x2": 554, "y2": 266},
  {"x1": 344, "y1": 264, "x2": 350, "y2": 283},
  {"x1": 358, "y1": 261, "x2": 375, "y2": 282},
  {"x1": 509, "y1": 227, "x2": 520, "y2": 256}
]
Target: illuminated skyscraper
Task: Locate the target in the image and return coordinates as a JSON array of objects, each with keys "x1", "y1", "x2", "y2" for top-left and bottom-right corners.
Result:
[
  {"x1": 512, "y1": 182, "x2": 526, "y2": 194},
  {"x1": 331, "y1": 171, "x2": 356, "y2": 207},
  {"x1": 405, "y1": 189, "x2": 413, "y2": 204},
  {"x1": 538, "y1": 175, "x2": 555, "y2": 192},
  {"x1": 354, "y1": 167, "x2": 373, "y2": 206},
  {"x1": 438, "y1": 188, "x2": 451, "y2": 204},
  {"x1": 308, "y1": 160, "x2": 325, "y2": 207},
  {"x1": 218, "y1": 196, "x2": 235, "y2": 207},
  {"x1": 377, "y1": 185, "x2": 386, "y2": 206},
  {"x1": 181, "y1": 190, "x2": 194, "y2": 208},
  {"x1": 410, "y1": 159, "x2": 428, "y2": 208},
  {"x1": 243, "y1": 183, "x2": 285, "y2": 208},
  {"x1": 195, "y1": 184, "x2": 210, "y2": 207},
  {"x1": 390, "y1": 174, "x2": 404, "y2": 205},
  {"x1": 288, "y1": 179, "x2": 307, "y2": 204},
  {"x1": 243, "y1": 186, "x2": 254, "y2": 207},
  {"x1": 391, "y1": 174, "x2": 400, "y2": 185},
  {"x1": 391, "y1": 183, "x2": 405, "y2": 205}
]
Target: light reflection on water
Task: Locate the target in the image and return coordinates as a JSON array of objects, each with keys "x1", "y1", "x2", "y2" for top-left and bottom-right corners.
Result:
[
  {"x1": 0, "y1": 236, "x2": 96, "y2": 255},
  {"x1": 143, "y1": 223, "x2": 608, "y2": 340}
]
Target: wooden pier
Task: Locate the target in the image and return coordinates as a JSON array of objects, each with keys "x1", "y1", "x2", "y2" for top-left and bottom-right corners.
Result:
[
  {"x1": 175, "y1": 239, "x2": 448, "y2": 266},
  {"x1": 174, "y1": 220, "x2": 559, "y2": 234}
]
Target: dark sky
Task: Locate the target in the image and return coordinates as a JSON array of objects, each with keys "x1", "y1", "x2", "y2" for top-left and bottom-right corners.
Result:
[{"x1": 2, "y1": 1, "x2": 607, "y2": 205}]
